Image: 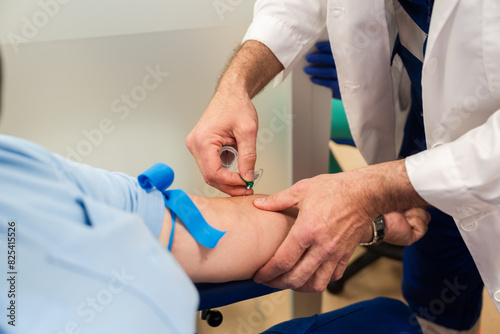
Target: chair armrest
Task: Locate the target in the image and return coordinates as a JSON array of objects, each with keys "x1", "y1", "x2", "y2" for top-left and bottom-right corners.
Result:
[{"x1": 196, "y1": 280, "x2": 281, "y2": 311}]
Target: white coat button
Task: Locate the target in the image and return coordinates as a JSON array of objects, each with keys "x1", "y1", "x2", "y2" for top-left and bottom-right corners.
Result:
[
  {"x1": 457, "y1": 207, "x2": 478, "y2": 217},
  {"x1": 329, "y1": 7, "x2": 344, "y2": 17},
  {"x1": 460, "y1": 220, "x2": 477, "y2": 231},
  {"x1": 425, "y1": 57, "x2": 438, "y2": 76},
  {"x1": 462, "y1": 207, "x2": 477, "y2": 216},
  {"x1": 494, "y1": 290, "x2": 500, "y2": 302}
]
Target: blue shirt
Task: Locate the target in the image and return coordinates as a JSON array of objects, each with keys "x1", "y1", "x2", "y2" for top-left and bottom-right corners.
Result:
[
  {"x1": 394, "y1": 0, "x2": 434, "y2": 158},
  {"x1": 0, "y1": 135, "x2": 198, "y2": 334}
]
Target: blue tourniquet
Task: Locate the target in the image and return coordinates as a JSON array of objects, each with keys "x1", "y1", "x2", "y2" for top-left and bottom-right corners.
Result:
[{"x1": 138, "y1": 163, "x2": 226, "y2": 250}]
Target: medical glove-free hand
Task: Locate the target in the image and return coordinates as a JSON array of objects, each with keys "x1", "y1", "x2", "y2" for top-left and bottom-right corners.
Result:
[
  {"x1": 252, "y1": 159, "x2": 429, "y2": 292},
  {"x1": 187, "y1": 41, "x2": 284, "y2": 195},
  {"x1": 186, "y1": 90, "x2": 258, "y2": 196}
]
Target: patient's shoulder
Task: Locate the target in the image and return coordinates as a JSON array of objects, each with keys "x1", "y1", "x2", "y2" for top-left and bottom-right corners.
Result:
[{"x1": 0, "y1": 134, "x2": 56, "y2": 166}]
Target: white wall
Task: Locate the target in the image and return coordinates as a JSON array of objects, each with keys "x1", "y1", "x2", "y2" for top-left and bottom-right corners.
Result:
[
  {"x1": 0, "y1": 0, "x2": 334, "y2": 323},
  {"x1": 0, "y1": 0, "x2": 295, "y2": 196}
]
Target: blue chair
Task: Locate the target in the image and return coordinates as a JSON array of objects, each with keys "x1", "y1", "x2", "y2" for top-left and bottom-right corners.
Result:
[
  {"x1": 196, "y1": 280, "x2": 280, "y2": 327},
  {"x1": 197, "y1": 285, "x2": 422, "y2": 333}
]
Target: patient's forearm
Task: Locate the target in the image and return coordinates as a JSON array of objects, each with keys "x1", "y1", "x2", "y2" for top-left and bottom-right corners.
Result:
[
  {"x1": 156, "y1": 191, "x2": 429, "y2": 283},
  {"x1": 159, "y1": 195, "x2": 296, "y2": 283}
]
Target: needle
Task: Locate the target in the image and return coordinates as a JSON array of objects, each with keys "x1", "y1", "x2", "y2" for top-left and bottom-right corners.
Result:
[
  {"x1": 240, "y1": 175, "x2": 254, "y2": 196},
  {"x1": 243, "y1": 185, "x2": 251, "y2": 196}
]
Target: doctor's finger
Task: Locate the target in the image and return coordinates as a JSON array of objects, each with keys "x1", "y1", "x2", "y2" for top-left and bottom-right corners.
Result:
[
  {"x1": 404, "y1": 208, "x2": 431, "y2": 226},
  {"x1": 200, "y1": 155, "x2": 248, "y2": 185},
  {"x1": 236, "y1": 128, "x2": 258, "y2": 183},
  {"x1": 253, "y1": 226, "x2": 309, "y2": 284},
  {"x1": 405, "y1": 208, "x2": 430, "y2": 242},
  {"x1": 211, "y1": 182, "x2": 254, "y2": 197},
  {"x1": 330, "y1": 251, "x2": 355, "y2": 282},
  {"x1": 293, "y1": 258, "x2": 337, "y2": 293},
  {"x1": 305, "y1": 53, "x2": 335, "y2": 66},
  {"x1": 209, "y1": 167, "x2": 254, "y2": 195},
  {"x1": 253, "y1": 186, "x2": 301, "y2": 212},
  {"x1": 315, "y1": 41, "x2": 332, "y2": 53},
  {"x1": 273, "y1": 244, "x2": 337, "y2": 292},
  {"x1": 191, "y1": 142, "x2": 226, "y2": 182},
  {"x1": 304, "y1": 66, "x2": 337, "y2": 79}
]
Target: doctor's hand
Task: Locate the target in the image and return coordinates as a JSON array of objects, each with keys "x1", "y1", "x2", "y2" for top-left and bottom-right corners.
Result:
[
  {"x1": 187, "y1": 40, "x2": 284, "y2": 196},
  {"x1": 186, "y1": 90, "x2": 258, "y2": 196},
  {"x1": 252, "y1": 160, "x2": 429, "y2": 292}
]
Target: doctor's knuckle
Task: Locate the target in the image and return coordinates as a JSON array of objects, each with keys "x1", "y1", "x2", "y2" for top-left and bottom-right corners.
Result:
[
  {"x1": 240, "y1": 151, "x2": 257, "y2": 163},
  {"x1": 310, "y1": 222, "x2": 328, "y2": 239},
  {"x1": 322, "y1": 240, "x2": 340, "y2": 257},
  {"x1": 240, "y1": 122, "x2": 257, "y2": 136},
  {"x1": 203, "y1": 172, "x2": 216, "y2": 185},
  {"x1": 298, "y1": 229, "x2": 317, "y2": 248},
  {"x1": 185, "y1": 134, "x2": 194, "y2": 151},
  {"x1": 293, "y1": 179, "x2": 310, "y2": 192},
  {"x1": 311, "y1": 280, "x2": 329, "y2": 292},
  {"x1": 274, "y1": 257, "x2": 294, "y2": 272},
  {"x1": 316, "y1": 247, "x2": 335, "y2": 262},
  {"x1": 190, "y1": 132, "x2": 206, "y2": 149},
  {"x1": 287, "y1": 277, "x2": 307, "y2": 290}
]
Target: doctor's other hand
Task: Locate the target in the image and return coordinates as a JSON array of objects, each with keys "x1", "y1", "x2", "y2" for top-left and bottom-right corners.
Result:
[
  {"x1": 252, "y1": 160, "x2": 429, "y2": 292},
  {"x1": 382, "y1": 208, "x2": 429, "y2": 246},
  {"x1": 186, "y1": 89, "x2": 258, "y2": 196},
  {"x1": 304, "y1": 41, "x2": 341, "y2": 99}
]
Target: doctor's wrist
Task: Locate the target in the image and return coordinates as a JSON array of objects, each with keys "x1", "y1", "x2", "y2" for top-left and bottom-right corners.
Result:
[
  {"x1": 363, "y1": 159, "x2": 428, "y2": 216},
  {"x1": 217, "y1": 40, "x2": 283, "y2": 99}
]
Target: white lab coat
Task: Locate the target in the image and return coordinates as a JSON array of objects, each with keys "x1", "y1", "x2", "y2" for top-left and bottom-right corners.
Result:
[{"x1": 243, "y1": 0, "x2": 500, "y2": 312}]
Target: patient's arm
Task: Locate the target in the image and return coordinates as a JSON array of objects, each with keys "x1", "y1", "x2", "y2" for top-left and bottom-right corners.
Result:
[
  {"x1": 160, "y1": 194, "x2": 295, "y2": 283},
  {"x1": 158, "y1": 194, "x2": 429, "y2": 283}
]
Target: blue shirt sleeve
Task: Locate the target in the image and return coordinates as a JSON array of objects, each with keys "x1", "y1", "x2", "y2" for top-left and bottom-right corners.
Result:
[
  {"x1": 0, "y1": 135, "x2": 198, "y2": 334},
  {"x1": 51, "y1": 154, "x2": 165, "y2": 238}
]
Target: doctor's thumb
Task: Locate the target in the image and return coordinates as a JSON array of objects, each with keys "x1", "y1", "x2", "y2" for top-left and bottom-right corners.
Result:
[
  {"x1": 236, "y1": 138, "x2": 257, "y2": 183},
  {"x1": 254, "y1": 191, "x2": 295, "y2": 212}
]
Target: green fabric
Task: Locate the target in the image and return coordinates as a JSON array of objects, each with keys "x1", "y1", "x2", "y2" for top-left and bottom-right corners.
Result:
[
  {"x1": 329, "y1": 149, "x2": 342, "y2": 174},
  {"x1": 330, "y1": 98, "x2": 352, "y2": 140},
  {"x1": 329, "y1": 98, "x2": 352, "y2": 174}
]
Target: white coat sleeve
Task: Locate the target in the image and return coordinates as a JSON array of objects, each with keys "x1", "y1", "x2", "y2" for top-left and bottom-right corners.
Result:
[
  {"x1": 242, "y1": 0, "x2": 327, "y2": 84},
  {"x1": 406, "y1": 110, "x2": 500, "y2": 220}
]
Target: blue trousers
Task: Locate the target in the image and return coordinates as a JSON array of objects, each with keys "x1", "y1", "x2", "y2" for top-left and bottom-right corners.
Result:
[
  {"x1": 262, "y1": 297, "x2": 421, "y2": 334},
  {"x1": 398, "y1": 68, "x2": 484, "y2": 331},
  {"x1": 402, "y1": 208, "x2": 483, "y2": 330}
]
